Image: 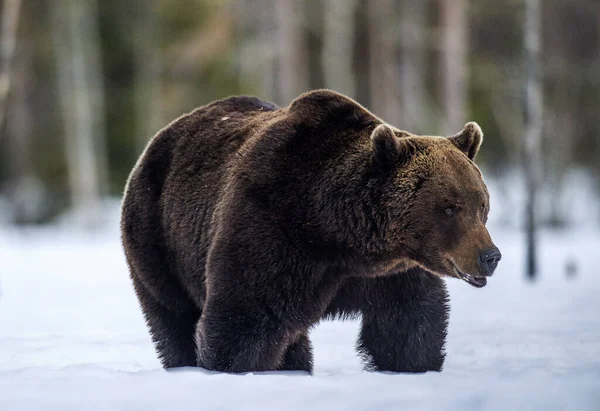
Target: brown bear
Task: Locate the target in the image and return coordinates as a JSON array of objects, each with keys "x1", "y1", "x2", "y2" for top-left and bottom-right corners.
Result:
[{"x1": 121, "y1": 89, "x2": 500, "y2": 374}]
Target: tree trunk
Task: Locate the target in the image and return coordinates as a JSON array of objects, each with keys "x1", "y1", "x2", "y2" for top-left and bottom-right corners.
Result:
[
  {"x1": 524, "y1": 0, "x2": 543, "y2": 279},
  {"x1": 133, "y1": 0, "x2": 163, "y2": 154},
  {"x1": 398, "y1": 0, "x2": 426, "y2": 132},
  {"x1": 0, "y1": 0, "x2": 21, "y2": 139},
  {"x1": 4, "y1": 35, "x2": 46, "y2": 224},
  {"x1": 258, "y1": 0, "x2": 278, "y2": 101},
  {"x1": 322, "y1": 0, "x2": 359, "y2": 98},
  {"x1": 275, "y1": 0, "x2": 309, "y2": 104},
  {"x1": 440, "y1": 0, "x2": 468, "y2": 134},
  {"x1": 367, "y1": 0, "x2": 401, "y2": 125},
  {"x1": 51, "y1": 0, "x2": 108, "y2": 229},
  {"x1": 233, "y1": 0, "x2": 277, "y2": 101}
]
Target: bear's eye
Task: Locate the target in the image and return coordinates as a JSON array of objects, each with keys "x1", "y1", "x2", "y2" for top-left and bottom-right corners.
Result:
[
  {"x1": 444, "y1": 207, "x2": 454, "y2": 216},
  {"x1": 480, "y1": 204, "x2": 488, "y2": 223}
]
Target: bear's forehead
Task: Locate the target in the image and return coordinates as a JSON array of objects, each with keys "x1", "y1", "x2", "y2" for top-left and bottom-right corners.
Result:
[{"x1": 426, "y1": 143, "x2": 488, "y2": 201}]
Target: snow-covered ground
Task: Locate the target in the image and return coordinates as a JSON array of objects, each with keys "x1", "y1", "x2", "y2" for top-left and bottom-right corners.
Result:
[{"x1": 1, "y1": 203, "x2": 599, "y2": 410}]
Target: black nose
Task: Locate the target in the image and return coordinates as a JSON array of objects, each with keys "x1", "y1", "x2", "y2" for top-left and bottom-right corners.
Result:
[{"x1": 479, "y1": 247, "x2": 502, "y2": 275}]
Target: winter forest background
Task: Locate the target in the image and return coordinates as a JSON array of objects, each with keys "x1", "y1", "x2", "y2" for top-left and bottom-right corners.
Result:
[
  {"x1": 1, "y1": 0, "x2": 599, "y2": 231},
  {"x1": 0, "y1": 1, "x2": 599, "y2": 410}
]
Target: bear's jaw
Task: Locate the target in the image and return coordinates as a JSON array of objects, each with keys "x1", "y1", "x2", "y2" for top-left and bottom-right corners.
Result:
[
  {"x1": 451, "y1": 264, "x2": 487, "y2": 288},
  {"x1": 457, "y1": 270, "x2": 487, "y2": 288}
]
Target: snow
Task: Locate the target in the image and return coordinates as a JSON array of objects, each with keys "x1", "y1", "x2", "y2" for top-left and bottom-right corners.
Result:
[{"x1": 1, "y1": 203, "x2": 599, "y2": 410}]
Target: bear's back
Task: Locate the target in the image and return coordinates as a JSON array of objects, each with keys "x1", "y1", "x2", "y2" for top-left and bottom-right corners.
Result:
[
  {"x1": 122, "y1": 96, "x2": 279, "y2": 309},
  {"x1": 163, "y1": 96, "x2": 280, "y2": 286}
]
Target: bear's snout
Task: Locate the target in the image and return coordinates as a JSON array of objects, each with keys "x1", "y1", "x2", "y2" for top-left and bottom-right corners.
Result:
[{"x1": 479, "y1": 247, "x2": 501, "y2": 276}]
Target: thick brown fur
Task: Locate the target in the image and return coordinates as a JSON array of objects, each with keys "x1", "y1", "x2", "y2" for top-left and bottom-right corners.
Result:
[{"x1": 121, "y1": 89, "x2": 499, "y2": 373}]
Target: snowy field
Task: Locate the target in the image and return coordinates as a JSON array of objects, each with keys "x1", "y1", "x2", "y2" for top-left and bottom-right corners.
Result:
[{"x1": 1, "y1": 203, "x2": 599, "y2": 410}]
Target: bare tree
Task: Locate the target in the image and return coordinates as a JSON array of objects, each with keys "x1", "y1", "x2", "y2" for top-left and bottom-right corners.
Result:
[
  {"x1": 4, "y1": 34, "x2": 46, "y2": 224},
  {"x1": 322, "y1": 0, "x2": 359, "y2": 98},
  {"x1": 0, "y1": 0, "x2": 43, "y2": 225},
  {"x1": 233, "y1": 0, "x2": 278, "y2": 102},
  {"x1": 524, "y1": 0, "x2": 543, "y2": 278},
  {"x1": 367, "y1": 0, "x2": 401, "y2": 125},
  {"x1": 52, "y1": 0, "x2": 108, "y2": 229},
  {"x1": 440, "y1": 0, "x2": 468, "y2": 134},
  {"x1": 275, "y1": 0, "x2": 309, "y2": 104},
  {"x1": 0, "y1": 0, "x2": 21, "y2": 138},
  {"x1": 398, "y1": 0, "x2": 426, "y2": 132},
  {"x1": 133, "y1": 0, "x2": 163, "y2": 154},
  {"x1": 544, "y1": 86, "x2": 576, "y2": 227},
  {"x1": 258, "y1": 0, "x2": 278, "y2": 101}
]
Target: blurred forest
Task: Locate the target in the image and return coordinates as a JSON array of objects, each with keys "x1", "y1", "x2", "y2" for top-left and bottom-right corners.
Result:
[{"x1": 0, "y1": 0, "x2": 599, "y2": 228}]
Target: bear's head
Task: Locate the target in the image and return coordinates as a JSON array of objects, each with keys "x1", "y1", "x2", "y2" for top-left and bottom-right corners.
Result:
[{"x1": 370, "y1": 122, "x2": 501, "y2": 287}]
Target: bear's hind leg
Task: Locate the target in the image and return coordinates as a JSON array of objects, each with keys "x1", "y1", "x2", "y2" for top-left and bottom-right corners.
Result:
[
  {"x1": 278, "y1": 333, "x2": 313, "y2": 373},
  {"x1": 132, "y1": 276, "x2": 200, "y2": 368},
  {"x1": 357, "y1": 268, "x2": 449, "y2": 372}
]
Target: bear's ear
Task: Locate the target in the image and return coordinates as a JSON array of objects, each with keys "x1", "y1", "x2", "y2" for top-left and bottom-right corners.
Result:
[
  {"x1": 370, "y1": 124, "x2": 414, "y2": 172},
  {"x1": 448, "y1": 122, "x2": 483, "y2": 161}
]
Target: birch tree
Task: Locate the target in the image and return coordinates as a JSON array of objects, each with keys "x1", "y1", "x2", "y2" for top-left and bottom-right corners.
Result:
[
  {"x1": 258, "y1": 0, "x2": 278, "y2": 101},
  {"x1": 398, "y1": 0, "x2": 426, "y2": 132},
  {"x1": 0, "y1": 0, "x2": 21, "y2": 138},
  {"x1": 52, "y1": 0, "x2": 108, "y2": 229},
  {"x1": 524, "y1": 0, "x2": 543, "y2": 278},
  {"x1": 5, "y1": 33, "x2": 45, "y2": 223},
  {"x1": 367, "y1": 0, "x2": 401, "y2": 125},
  {"x1": 133, "y1": 0, "x2": 163, "y2": 154},
  {"x1": 0, "y1": 0, "x2": 41, "y2": 225},
  {"x1": 322, "y1": 0, "x2": 359, "y2": 98},
  {"x1": 275, "y1": 0, "x2": 309, "y2": 104},
  {"x1": 440, "y1": 0, "x2": 468, "y2": 134},
  {"x1": 235, "y1": 0, "x2": 278, "y2": 102}
]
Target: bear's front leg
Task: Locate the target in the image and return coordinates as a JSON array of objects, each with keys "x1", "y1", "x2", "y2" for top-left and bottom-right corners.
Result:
[
  {"x1": 198, "y1": 224, "x2": 341, "y2": 373},
  {"x1": 278, "y1": 333, "x2": 313, "y2": 373},
  {"x1": 195, "y1": 297, "x2": 291, "y2": 373},
  {"x1": 357, "y1": 268, "x2": 449, "y2": 372}
]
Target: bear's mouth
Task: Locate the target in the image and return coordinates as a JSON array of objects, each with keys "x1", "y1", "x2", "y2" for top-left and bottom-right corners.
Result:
[{"x1": 452, "y1": 264, "x2": 487, "y2": 288}]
